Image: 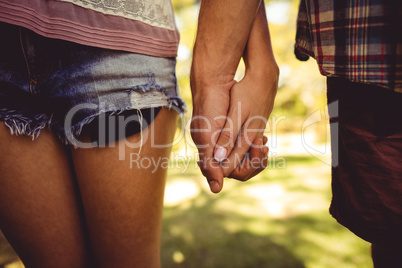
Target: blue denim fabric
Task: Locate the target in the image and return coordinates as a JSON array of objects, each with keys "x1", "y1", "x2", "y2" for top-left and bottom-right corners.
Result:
[{"x1": 0, "y1": 22, "x2": 186, "y2": 145}]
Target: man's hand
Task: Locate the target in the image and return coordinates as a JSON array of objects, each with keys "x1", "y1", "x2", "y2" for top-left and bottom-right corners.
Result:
[{"x1": 190, "y1": 81, "x2": 233, "y2": 193}]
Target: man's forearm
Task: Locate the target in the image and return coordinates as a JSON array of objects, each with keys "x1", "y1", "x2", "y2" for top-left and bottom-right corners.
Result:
[{"x1": 191, "y1": 0, "x2": 262, "y2": 89}]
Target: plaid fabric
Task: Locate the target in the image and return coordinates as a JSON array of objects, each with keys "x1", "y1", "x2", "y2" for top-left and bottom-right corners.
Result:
[{"x1": 295, "y1": 0, "x2": 402, "y2": 92}]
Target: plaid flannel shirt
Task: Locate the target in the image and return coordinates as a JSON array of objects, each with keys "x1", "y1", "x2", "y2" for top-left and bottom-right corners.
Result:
[{"x1": 295, "y1": 0, "x2": 402, "y2": 92}]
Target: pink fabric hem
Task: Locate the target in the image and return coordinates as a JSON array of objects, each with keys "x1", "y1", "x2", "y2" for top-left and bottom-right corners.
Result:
[{"x1": 0, "y1": 0, "x2": 179, "y2": 57}]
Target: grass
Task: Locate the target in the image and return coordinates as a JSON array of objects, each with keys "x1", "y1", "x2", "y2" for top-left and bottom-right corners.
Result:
[{"x1": 161, "y1": 155, "x2": 372, "y2": 268}]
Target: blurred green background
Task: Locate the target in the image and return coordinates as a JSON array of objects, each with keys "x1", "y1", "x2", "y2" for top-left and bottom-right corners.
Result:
[{"x1": 0, "y1": 0, "x2": 372, "y2": 267}]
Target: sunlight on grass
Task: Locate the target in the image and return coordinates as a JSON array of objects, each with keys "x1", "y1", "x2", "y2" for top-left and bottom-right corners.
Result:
[
  {"x1": 162, "y1": 155, "x2": 372, "y2": 268},
  {"x1": 165, "y1": 179, "x2": 200, "y2": 206}
]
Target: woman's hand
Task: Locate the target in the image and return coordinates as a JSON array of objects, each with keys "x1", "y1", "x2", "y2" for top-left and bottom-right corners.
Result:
[{"x1": 216, "y1": 66, "x2": 278, "y2": 179}]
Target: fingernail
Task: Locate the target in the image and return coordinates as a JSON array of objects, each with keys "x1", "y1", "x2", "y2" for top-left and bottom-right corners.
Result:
[
  {"x1": 263, "y1": 145, "x2": 269, "y2": 154},
  {"x1": 214, "y1": 146, "x2": 227, "y2": 162},
  {"x1": 208, "y1": 180, "x2": 220, "y2": 193}
]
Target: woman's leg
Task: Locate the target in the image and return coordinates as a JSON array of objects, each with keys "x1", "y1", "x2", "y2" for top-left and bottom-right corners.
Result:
[
  {"x1": 0, "y1": 125, "x2": 94, "y2": 268},
  {"x1": 71, "y1": 108, "x2": 178, "y2": 268}
]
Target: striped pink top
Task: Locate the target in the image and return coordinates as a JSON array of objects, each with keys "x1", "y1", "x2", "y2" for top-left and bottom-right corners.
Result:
[{"x1": 0, "y1": 0, "x2": 180, "y2": 57}]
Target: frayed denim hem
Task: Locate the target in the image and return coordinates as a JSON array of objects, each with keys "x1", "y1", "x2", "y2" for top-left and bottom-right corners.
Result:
[
  {"x1": 59, "y1": 92, "x2": 186, "y2": 147},
  {"x1": 0, "y1": 96, "x2": 186, "y2": 147},
  {"x1": 0, "y1": 108, "x2": 51, "y2": 140}
]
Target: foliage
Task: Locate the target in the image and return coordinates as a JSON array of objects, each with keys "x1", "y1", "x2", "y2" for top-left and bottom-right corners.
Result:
[{"x1": 162, "y1": 156, "x2": 372, "y2": 268}]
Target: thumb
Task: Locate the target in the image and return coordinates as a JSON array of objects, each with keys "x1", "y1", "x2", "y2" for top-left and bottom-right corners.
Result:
[
  {"x1": 191, "y1": 89, "x2": 231, "y2": 193},
  {"x1": 197, "y1": 161, "x2": 224, "y2": 193},
  {"x1": 213, "y1": 100, "x2": 243, "y2": 162}
]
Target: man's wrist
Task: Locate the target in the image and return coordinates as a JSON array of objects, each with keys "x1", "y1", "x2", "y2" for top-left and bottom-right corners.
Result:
[{"x1": 190, "y1": 55, "x2": 237, "y2": 91}]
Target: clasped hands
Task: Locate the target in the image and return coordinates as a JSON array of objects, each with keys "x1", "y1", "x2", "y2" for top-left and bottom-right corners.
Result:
[
  {"x1": 190, "y1": 66, "x2": 278, "y2": 193},
  {"x1": 190, "y1": 0, "x2": 278, "y2": 193}
]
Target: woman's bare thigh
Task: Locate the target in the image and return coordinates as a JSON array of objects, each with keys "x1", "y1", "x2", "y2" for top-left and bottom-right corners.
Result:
[
  {"x1": 71, "y1": 108, "x2": 178, "y2": 268},
  {"x1": 0, "y1": 125, "x2": 93, "y2": 268}
]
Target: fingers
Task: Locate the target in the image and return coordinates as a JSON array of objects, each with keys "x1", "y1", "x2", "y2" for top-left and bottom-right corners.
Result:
[
  {"x1": 190, "y1": 89, "x2": 232, "y2": 193},
  {"x1": 213, "y1": 80, "x2": 270, "y2": 178},
  {"x1": 213, "y1": 100, "x2": 242, "y2": 162},
  {"x1": 221, "y1": 119, "x2": 267, "y2": 177},
  {"x1": 197, "y1": 159, "x2": 224, "y2": 193},
  {"x1": 191, "y1": 75, "x2": 272, "y2": 192},
  {"x1": 246, "y1": 145, "x2": 269, "y2": 179},
  {"x1": 263, "y1": 135, "x2": 268, "y2": 145},
  {"x1": 226, "y1": 136, "x2": 269, "y2": 181}
]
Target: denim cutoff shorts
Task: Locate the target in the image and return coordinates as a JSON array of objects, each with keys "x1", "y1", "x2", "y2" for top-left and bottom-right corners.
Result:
[{"x1": 0, "y1": 22, "x2": 186, "y2": 146}]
